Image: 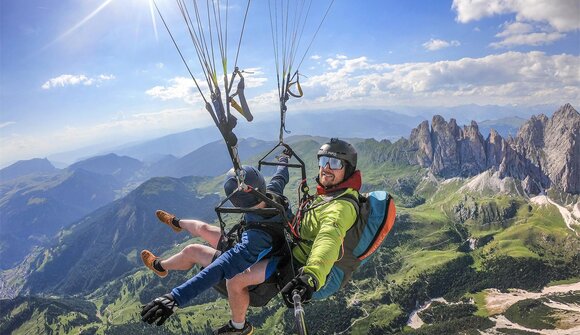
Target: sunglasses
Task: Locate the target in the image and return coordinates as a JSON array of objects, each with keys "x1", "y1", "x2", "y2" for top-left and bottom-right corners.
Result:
[{"x1": 318, "y1": 156, "x2": 344, "y2": 170}]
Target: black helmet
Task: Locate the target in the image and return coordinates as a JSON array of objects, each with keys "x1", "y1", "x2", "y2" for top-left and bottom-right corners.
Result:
[
  {"x1": 317, "y1": 138, "x2": 357, "y2": 177},
  {"x1": 223, "y1": 166, "x2": 266, "y2": 208}
]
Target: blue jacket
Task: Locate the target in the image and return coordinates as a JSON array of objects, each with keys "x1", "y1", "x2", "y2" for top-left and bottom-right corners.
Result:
[{"x1": 171, "y1": 157, "x2": 290, "y2": 306}]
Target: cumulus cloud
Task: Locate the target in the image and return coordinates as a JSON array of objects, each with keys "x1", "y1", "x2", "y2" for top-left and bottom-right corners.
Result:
[
  {"x1": 423, "y1": 38, "x2": 461, "y2": 51},
  {"x1": 238, "y1": 67, "x2": 268, "y2": 88},
  {"x1": 452, "y1": 0, "x2": 579, "y2": 47},
  {"x1": 145, "y1": 77, "x2": 200, "y2": 104},
  {"x1": 289, "y1": 52, "x2": 579, "y2": 108},
  {"x1": 146, "y1": 69, "x2": 267, "y2": 104},
  {"x1": 41, "y1": 74, "x2": 115, "y2": 89},
  {"x1": 491, "y1": 31, "x2": 565, "y2": 48}
]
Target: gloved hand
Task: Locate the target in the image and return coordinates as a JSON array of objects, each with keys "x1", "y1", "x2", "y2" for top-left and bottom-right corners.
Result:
[
  {"x1": 141, "y1": 293, "x2": 178, "y2": 326},
  {"x1": 281, "y1": 271, "x2": 318, "y2": 306},
  {"x1": 277, "y1": 147, "x2": 293, "y2": 161}
]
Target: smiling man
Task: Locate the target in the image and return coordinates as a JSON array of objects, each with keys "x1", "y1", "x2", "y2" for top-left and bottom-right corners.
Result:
[{"x1": 280, "y1": 138, "x2": 362, "y2": 302}]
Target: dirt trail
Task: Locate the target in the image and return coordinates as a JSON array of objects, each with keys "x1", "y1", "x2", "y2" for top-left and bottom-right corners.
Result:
[
  {"x1": 484, "y1": 281, "x2": 580, "y2": 335},
  {"x1": 408, "y1": 282, "x2": 580, "y2": 332},
  {"x1": 407, "y1": 298, "x2": 448, "y2": 329},
  {"x1": 485, "y1": 282, "x2": 580, "y2": 315}
]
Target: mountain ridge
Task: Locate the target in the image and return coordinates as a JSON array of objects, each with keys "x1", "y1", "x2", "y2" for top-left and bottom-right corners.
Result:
[{"x1": 408, "y1": 103, "x2": 579, "y2": 194}]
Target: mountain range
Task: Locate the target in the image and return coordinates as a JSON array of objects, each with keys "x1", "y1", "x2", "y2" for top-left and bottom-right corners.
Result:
[
  {"x1": 407, "y1": 103, "x2": 579, "y2": 194},
  {"x1": 44, "y1": 107, "x2": 535, "y2": 166},
  {"x1": 0, "y1": 103, "x2": 578, "y2": 335}
]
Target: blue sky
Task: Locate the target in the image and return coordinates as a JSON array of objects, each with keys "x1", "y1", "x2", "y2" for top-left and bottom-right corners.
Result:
[{"x1": 1, "y1": 0, "x2": 579, "y2": 167}]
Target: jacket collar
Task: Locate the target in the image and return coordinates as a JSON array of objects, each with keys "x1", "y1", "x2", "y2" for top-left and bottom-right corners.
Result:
[{"x1": 316, "y1": 170, "x2": 362, "y2": 195}]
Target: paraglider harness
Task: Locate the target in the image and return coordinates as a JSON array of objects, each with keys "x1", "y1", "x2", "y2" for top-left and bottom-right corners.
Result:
[{"x1": 212, "y1": 142, "x2": 312, "y2": 307}]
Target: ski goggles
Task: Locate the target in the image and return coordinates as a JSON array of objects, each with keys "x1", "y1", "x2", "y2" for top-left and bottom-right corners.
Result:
[{"x1": 318, "y1": 156, "x2": 344, "y2": 170}]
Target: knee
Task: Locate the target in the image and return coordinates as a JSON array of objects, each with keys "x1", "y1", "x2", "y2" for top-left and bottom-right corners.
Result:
[
  {"x1": 195, "y1": 220, "x2": 215, "y2": 234},
  {"x1": 181, "y1": 244, "x2": 204, "y2": 258},
  {"x1": 226, "y1": 276, "x2": 247, "y2": 294}
]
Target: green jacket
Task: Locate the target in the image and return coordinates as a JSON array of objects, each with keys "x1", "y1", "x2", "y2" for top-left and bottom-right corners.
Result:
[{"x1": 292, "y1": 188, "x2": 359, "y2": 289}]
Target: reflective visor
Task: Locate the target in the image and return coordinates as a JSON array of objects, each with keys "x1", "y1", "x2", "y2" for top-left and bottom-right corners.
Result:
[{"x1": 318, "y1": 156, "x2": 344, "y2": 170}]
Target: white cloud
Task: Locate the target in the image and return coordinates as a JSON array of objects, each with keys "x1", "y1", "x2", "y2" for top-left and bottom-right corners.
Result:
[
  {"x1": 41, "y1": 74, "x2": 115, "y2": 89},
  {"x1": 452, "y1": 0, "x2": 579, "y2": 47},
  {"x1": 287, "y1": 52, "x2": 579, "y2": 108},
  {"x1": 146, "y1": 70, "x2": 267, "y2": 104},
  {"x1": 490, "y1": 21, "x2": 565, "y2": 48},
  {"x1": 496, "y1": 22, "x2": 533, "y2": 37},
  {"x1": 310, "y1": 55, "x2": 321, "y2": 60},
  {"x1": 146, "y1": 76, "x2": 202, "y2": 104},
  {"x1": 423, "y1": 38, "x2": 461, "y2": 51},
  {"x1": 238, "y1": 68, "x2": 268, "y2": 88},
  {"x1": 452, "y1": 0, "x2": 580, "y2": 31},
  {"x1": 491, "y1": 31, "x2": 565, "y2": 48}
]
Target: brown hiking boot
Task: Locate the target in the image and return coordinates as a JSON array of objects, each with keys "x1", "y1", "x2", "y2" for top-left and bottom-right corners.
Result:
[
  {"x1": 141, "y1": 250, "x2": 168, "y2": 278},
  {"x1": 156, "y1": 210, "x2": 182, "y2": 233}
]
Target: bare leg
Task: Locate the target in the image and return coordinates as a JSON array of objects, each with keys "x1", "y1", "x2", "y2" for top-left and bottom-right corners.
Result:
[
  {"x1": 225, "y1": 259, "x2": 269, "y2": 323},
  {"x1": 178, "y1": 219, "x2": 222, "y2": 248},
  {"x1": 160, "y1": 244, "x2": 217, "y2": 271}
]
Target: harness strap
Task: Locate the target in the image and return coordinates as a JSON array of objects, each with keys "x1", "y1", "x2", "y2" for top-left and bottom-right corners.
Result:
[{"x1": 244, "y1": 221, "x2": 287, "y2": 254}]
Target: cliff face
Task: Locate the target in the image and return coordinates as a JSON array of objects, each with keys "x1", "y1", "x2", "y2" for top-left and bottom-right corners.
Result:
[
  {"x1": 533, "y1": 103, "x2": 579, "y2": 193},
  {"x1": 408, "y1": 103, "x2": 579, "y2": 194}
]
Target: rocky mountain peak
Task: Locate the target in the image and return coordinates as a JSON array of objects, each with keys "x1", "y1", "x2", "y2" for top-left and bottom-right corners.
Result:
[
  {"x1": 540, "y1": 104, "x2": 579, "y2": 193},
  {"x1": 408, "y1": 103, "x2": 579, "y2": 194}
]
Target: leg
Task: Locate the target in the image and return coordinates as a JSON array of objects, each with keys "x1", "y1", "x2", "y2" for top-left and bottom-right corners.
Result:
[
  {"x1": 178, "y1": 219, "x2": 222, "y2": 248},
  {"x1": 160, "y1": 243, "x2": 217, "y2": 271},
  {"x1": 156, "y1": 210, "x2": 221, "y2": 248},
  {"x1": 226, "y1": 259, "x2": 269, "y2": 324}
]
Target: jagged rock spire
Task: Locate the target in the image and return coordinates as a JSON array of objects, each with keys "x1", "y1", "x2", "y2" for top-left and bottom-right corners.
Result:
[{"x1": 408, "y1": 103, "x2": 579, "y2": 194}]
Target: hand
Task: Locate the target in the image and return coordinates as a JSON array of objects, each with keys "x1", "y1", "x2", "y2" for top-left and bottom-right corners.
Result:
[
  {"x1": 277, "y1": 147, "x2": 293, "y2": 161},
  {"x1": 281, "y1": 272, "x2": 318, "y2": 306},
  {"x1": 282, "y1": 147, "x2": 293, "y2": 158},
  {"x1": 141, "y1": 293, "x2": 178, "y2": 326}
]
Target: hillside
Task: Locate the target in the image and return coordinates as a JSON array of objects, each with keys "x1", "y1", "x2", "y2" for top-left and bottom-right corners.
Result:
[
  {"x1": 2, "y1": 157, "x2": 578, "y2": 334},
  {"x1": 0, "y1": 158, "x2": 57, "y2": 180},
  {"x1": 0, "y1": 169, "x2": 121, "y2": 270},
  {"x1": 1, "y1": 104, "x2": 579, "y2": 334},
  {"x1": 19, "y1": 176, "x2": 219, "y2": 297}
]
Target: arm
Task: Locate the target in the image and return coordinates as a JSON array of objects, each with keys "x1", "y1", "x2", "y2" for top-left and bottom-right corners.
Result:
[{"x1": 266, "y1": 155, "x2": 289, "y2": 195}]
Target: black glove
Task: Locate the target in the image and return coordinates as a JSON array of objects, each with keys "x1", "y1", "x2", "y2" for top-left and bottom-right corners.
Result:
[
  {"x1": 282, "y1": 147, "x2": 293, "y2": 158},
  {"x1": 141, "y1": 293, "x2": 178, "y2": 326},
  {"x1": 277, "y1": 147, "x2": 293, "y2": 161},
  {"x1": 281, "y1": 271, "x2": 318, "y2": 306}
]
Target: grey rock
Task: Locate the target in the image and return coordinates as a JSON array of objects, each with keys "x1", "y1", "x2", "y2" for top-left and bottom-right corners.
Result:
[{"x1": 407, "y1": 103, "x2": 579, "y2": 195}]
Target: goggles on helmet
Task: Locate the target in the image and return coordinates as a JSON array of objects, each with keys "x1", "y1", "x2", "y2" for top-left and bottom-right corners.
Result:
[{"x1": 318, "y1": 156, "x2": 344, "y2": 170}]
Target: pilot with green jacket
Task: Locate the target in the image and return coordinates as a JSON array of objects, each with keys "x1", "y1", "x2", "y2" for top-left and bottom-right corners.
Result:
[{"x1": 281, "y1": 137, "x2": 361, "y2": 301}]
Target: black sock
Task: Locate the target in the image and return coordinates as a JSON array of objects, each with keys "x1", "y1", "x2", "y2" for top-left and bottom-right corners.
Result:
[
  {"x1": 153, "y1": 259, "x2": 165, "y2": 272},
  {"x1": 171, "y1": 218, "x2": 181, "y2": 229}
]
